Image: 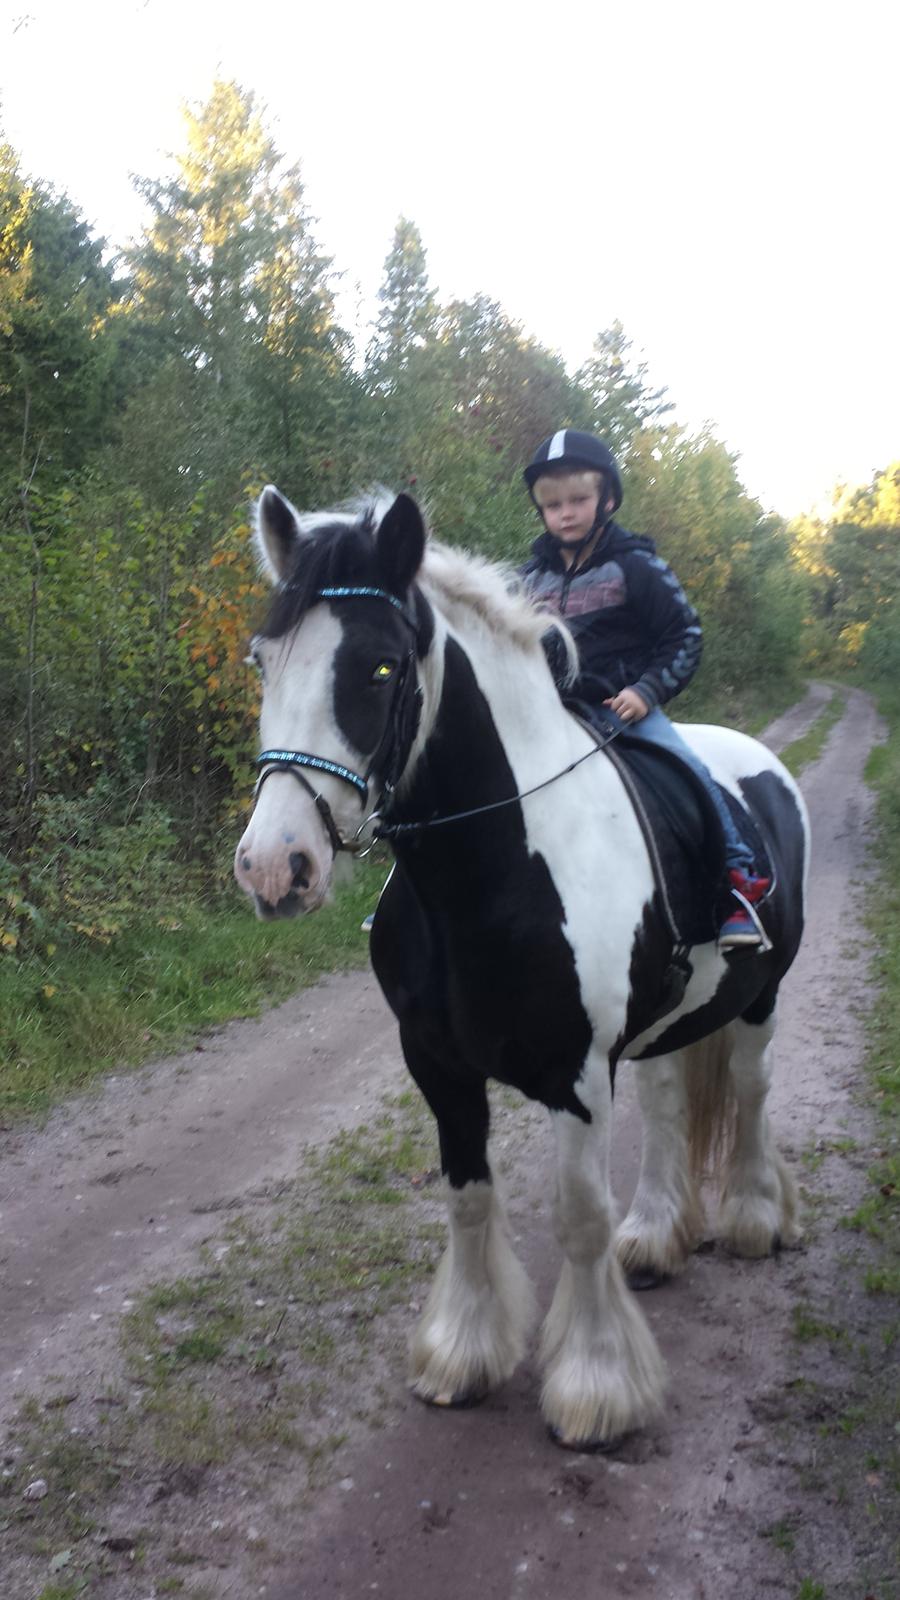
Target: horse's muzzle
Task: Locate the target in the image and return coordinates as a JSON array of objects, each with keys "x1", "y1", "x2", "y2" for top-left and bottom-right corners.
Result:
[{"x1": 253, "y1": 889, "x2": 303, "y2": 921}]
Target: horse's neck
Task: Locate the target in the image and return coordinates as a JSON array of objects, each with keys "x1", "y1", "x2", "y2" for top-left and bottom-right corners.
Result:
[{"x1": 404, "y1": 613, "x2": 599, "y2": 818}]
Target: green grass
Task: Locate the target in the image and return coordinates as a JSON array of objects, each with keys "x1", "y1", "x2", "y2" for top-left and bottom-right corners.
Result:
[
  {"x1": 0, "y1": 856, "x2": 385, "y2": 1120},
  {"x1": 761, "y1": 1516, "x2": 797, "y2": 1553},
  {"x1": 675, "y1": 672, "x2": 807, "y2": 735},
  {"x1": 849, "y1": 676, "x2": 900, "y2": 1279},
  {"x1": 777, "y1": 687, "x2": 846, "y2": 776}
]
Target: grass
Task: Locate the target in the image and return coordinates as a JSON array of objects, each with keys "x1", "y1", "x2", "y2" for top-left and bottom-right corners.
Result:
[
  {"x1": 0, "y1": 854, "x2": 386, "y2": 1121},
  {"x1": 777, "y1": 687, "x2": 846, "y2": 776},
  {"x1": 3, "y1": 1085, "x2": 441, "y2": 1594},
  {"x1": 848, "y1": 676, "x2": 900, "y2": 1277},
  {"x1": 761, "y1": 1516, "x2": 798, "y2": 1553},
  {"x1": 674, "y1": 672, "x2": 807, "y2": 734}
]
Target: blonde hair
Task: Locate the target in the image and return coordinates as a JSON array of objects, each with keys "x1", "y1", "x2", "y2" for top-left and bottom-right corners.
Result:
[{"x1": 531, "y1": 467, "x2": 605, "y2": 504}]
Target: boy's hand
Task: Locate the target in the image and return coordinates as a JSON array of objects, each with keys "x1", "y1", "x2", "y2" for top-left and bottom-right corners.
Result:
[{"x1": 604, "y1": 687, "x2": 650, "y2": 724}]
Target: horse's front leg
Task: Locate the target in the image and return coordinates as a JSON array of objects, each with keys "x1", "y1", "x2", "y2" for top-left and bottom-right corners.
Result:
[
  {"x1": 541, "y1": 1052, "x2": 667, "y2": 1449},
  {"x1": 404, "y1": 1033, "x2": 534, "y2": 1407}
]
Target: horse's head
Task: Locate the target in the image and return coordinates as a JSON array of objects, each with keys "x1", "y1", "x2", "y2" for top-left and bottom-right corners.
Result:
[{"x1": 234, "y1": 486, "x2": 429, "y2": 918}]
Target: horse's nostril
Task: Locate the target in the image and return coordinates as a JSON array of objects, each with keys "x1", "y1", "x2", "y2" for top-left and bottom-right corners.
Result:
[{"x1": 289, "y1": 851, "x2": 311, "y2": 890}]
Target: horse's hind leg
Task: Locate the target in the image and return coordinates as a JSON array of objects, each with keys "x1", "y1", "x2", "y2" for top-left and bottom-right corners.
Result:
[
  {"x1": 720, "y1": 999, "x2": 800, "y2": 1257},
  {"x1": 541, "y1": 1052, "x2": 666, "y2": 1449},
  {"x1": 404, "y1": 1035, "x2": 534, "y2": 1407},
  {"x1": 616, "y1": 1049, "x2": 705, "y2": 1286}
]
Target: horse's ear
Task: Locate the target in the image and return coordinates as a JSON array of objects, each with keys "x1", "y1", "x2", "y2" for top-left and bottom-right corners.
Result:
[
  {"x1": 255, "y1": 485, "x2": 306, "y2": 582},
  {"x1": 374, "y1": 493, "x2": 426, "y2": 596}
]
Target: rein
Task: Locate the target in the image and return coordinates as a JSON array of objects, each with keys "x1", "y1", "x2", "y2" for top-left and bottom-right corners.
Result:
[
  {"x1": 371, "y1": 722, "x2": 623, "y2": 844},
  {"x1": 252, "y1": 584, "x2": 624, "y2": 855}
]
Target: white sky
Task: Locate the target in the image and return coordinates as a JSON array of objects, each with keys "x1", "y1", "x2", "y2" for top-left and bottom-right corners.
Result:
[{"x1": 2, "y1": 0, "x2": 898, "y2": 518}]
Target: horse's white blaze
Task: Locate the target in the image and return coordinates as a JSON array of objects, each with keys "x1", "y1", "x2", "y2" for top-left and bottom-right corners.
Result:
[
  {"x1": 408, "y1": 1178, "x2": 535, "y2": 1403},
  {"x1": 234, "y1": 609, "x2": 364, "y2": 912}
]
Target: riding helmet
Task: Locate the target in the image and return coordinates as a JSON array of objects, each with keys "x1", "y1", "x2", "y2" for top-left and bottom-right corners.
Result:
[{"x1": 523, "y1": 429, "x2": 623, "y2": 511}]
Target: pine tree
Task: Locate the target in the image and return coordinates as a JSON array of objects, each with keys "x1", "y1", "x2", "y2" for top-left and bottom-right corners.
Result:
[
  {"x1": 367, "y1": 217, "x2": 436, "y2": 389},
  {"x1": 576, "y1": 320, "x2": 672, "y2": 460},
  {"x1": 125, "y1": 80, "x2": 345, "y2": 498}
]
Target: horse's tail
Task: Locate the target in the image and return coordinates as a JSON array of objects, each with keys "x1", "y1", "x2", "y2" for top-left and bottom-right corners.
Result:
[{"x1": 683, "y1": 1024, "x2": 737, "y2": 1188}]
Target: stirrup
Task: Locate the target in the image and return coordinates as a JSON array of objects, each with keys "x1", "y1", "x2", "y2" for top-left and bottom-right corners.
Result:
[{"x1": 721, "y1": 888, "x2": 772, "y2": 953}]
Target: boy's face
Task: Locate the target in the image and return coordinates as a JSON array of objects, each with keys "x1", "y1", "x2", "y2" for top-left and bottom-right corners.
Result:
[{"x1": 533, "y1": 471, "x2": 610, "y2": 546}]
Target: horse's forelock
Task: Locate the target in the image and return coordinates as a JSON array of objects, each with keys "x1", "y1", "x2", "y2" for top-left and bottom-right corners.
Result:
[{"x1": 258, "y1": 503, "x2": 383, "y2": 642}]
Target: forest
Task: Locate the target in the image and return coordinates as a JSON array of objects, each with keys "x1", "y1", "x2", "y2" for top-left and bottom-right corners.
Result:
[{"x1": 1, "y1": 80, "x2": 898, "y2": 1027}]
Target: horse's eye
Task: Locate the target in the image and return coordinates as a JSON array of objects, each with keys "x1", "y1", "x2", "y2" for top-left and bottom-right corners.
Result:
[
  {"x1": 372, "y1": 661, "x2": 396, "y2": 683},
  {"x1": 245, "y1": 647, "x2": 265, "y2": 677}
]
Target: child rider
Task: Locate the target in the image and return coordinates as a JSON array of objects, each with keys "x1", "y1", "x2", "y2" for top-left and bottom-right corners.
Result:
[{"x1": 521, "y1": 429, "x2": 769, "y2": 950}]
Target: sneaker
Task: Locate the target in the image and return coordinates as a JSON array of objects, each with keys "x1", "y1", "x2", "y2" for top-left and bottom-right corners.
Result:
[
  {"x1": 718, "y1": 869, "x2": 771, "y2": 950},
  {"x1": 360, "y1": 913, "x2": 375, "y2": 934}
]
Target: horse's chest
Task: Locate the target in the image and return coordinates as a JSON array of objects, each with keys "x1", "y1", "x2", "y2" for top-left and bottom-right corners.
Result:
[{"x1": 445, "y1": 928, "x2": 597, "y2": 1113}]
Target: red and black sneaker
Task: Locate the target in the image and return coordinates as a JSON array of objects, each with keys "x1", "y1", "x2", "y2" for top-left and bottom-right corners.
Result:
[{"x1": 718, "y1": 868, "x2": 771, "y2": 950}]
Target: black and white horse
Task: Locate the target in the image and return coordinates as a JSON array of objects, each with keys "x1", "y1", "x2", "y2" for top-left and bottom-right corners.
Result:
[{"x1": 234, "y1": 488, "x2": 809, "y2": 1450}]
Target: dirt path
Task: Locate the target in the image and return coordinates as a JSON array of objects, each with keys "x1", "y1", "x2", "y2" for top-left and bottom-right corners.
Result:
[{"x1": 2, "y1": 682, "x2": 894, "y2": 1598}]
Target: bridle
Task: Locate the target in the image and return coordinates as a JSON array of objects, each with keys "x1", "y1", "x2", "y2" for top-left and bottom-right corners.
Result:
[
  {"x1": 252, "y1": 584, "x2": 625, "y2": 857},
  {"x1": 253, "y1": 586, "x2": 422, "y2": 855}
]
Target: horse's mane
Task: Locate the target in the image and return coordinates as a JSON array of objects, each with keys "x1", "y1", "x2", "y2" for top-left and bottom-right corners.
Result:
[
  {"x1": 257, "y1": 493, "x2": 575, "y2": 678},
  {"x1": 420, "y1": 541, "x2": 556, "y2": 657}
]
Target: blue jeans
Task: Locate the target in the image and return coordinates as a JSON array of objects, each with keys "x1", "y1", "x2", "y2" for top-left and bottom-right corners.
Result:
[{"x1": 627, "y1": 708, "x2": 755, "y2": 873}]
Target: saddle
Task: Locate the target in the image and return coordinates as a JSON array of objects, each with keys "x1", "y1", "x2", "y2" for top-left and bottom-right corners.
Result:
[{"x1": 577, "y1": 711, "x2": 772, "y2": 950}]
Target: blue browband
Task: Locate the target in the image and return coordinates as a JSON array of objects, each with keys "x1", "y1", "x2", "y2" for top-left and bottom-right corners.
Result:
[{"x1": 317, "y1": 585, "x2": 409, "y2": 615}]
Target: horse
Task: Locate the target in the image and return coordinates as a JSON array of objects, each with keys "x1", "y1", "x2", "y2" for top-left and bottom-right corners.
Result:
[{"x1": 233, "y1": 486, "x2": 809, "y2": 1450}]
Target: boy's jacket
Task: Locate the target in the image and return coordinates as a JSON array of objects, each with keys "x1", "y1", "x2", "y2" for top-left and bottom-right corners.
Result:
[{"x1": 520, "y1": 522, "x2": 703, "y2": 711}]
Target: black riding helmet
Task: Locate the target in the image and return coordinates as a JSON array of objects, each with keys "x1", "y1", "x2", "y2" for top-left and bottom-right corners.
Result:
[{"x1": 523, "y1": 429, "x2": 623, "y2": 512}]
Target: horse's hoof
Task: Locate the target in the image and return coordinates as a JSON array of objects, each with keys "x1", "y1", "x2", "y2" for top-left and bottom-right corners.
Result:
[
  {"x1": 548, "y1": 1424, "x2": 622, "y2": 1454},
  {"x1": 413, "y1": 1383, "x2": 488, "y2": 1410},
  {"x1": 626, "y1": 1266, "x2": 671, "y2": 1292}
]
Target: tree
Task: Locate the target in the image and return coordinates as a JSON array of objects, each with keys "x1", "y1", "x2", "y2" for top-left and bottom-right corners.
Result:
[
  {"x1": 124, "y1": 80, "x2": 347, "y2": 506},
  {"x1": 0, "y1": 139, "x2": 119, "y2": 499},
  {"x1": 575, "y1": 321, "x2": 672, "y2": 461},
  {"x1": 0, "y1": 136, "x2": 122, "y2": 849},
  {"x1": 367, "y1": 217, "x2": 436, "y2": 389}
]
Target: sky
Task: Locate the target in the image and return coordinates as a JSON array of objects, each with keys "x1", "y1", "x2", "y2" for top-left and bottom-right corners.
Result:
[{"x1": 2, "y1": 0, "x2": 898, "y2": 519}]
